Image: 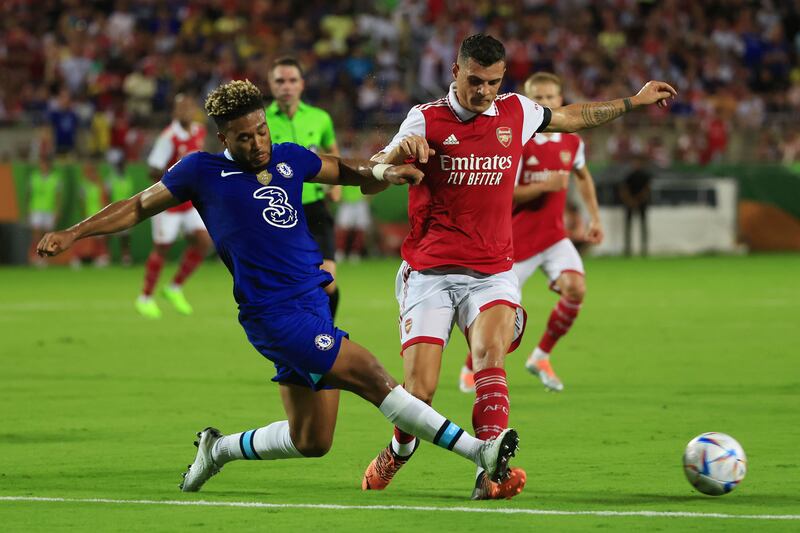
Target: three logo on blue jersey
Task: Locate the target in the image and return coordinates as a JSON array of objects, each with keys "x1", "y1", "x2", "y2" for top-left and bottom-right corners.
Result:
[{"x1": 252, "y1": 186, "x2": 298, "y2": 228}]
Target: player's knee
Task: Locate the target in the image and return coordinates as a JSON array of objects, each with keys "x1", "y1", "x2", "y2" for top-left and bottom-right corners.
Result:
[
  {"x1": 294, "y1": 435, "x2": 333, "y2": 458},
  {"x1": 403, "y1": 377, "x2": 436, "y2": 405},
  {"x1": 471, "y1": 347, "x2": 505, "y2": 371},
  {"x1": 562, "y1": 277, "x2": 586, "y2": 302}
]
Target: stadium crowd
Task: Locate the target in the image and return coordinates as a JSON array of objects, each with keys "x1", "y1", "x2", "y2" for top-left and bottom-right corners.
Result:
[{"x1": 1, "y1": 0, "x2": 800, "y2": 165}]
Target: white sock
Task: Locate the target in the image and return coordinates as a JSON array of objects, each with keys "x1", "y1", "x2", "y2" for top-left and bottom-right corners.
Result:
[
  {"x1": 531, "y1": 347, "x2": 549, "y2": 362},
  {"x1": 379, "y1": 385, "x2": 483, "y2": 465},
  {"x1": 211, "y1": 421, "x2": 303, "y2": 465},
  {"x1": 391, "y1": 435, "x2": 418, "y2": 457}
]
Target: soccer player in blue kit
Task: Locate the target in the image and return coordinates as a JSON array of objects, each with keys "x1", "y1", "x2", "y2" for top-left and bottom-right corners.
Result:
[{"x1": 37, "y1": 80, "x2": 519, "y2": 495}]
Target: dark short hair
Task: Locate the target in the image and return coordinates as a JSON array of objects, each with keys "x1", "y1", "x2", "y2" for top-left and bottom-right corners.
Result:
[
  {"x1": 271, "y1": 56, "x2": 304, "y2": 78},
  {"x1": 204, "y1": 79, "x2": 265, "y2": 130},
  {"x1": 458, "y1": 34, "x2": 505, "y2": 67}
]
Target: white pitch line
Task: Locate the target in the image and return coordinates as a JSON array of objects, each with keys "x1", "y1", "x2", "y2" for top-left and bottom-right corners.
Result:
[{"x1": 0, "y1": 496, "x2": 798, "y2": 521}]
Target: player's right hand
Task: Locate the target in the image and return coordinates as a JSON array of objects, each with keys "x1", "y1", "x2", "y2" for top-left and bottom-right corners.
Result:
[
  {"x1": 384, "y1": 164, "x2": 424, "y2": 186},
  {"x1": 543, "y1": 170, "x2": 569, "y2": 191},
  {"x1": 398, "y1": 135, "x2": 436, "y2": 164},
  {"x1": 37, "y1": 230, "x2": 77, "y2": 257}
]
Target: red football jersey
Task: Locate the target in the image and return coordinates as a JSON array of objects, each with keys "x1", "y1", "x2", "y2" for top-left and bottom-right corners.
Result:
[
  {"x1": 512, "y1": 133, "x2": 585, "y2": 260},
  {"x1": 384, "y1": 84, "x2": 549, "y2": 274},
  {"x1": 147, "y1": 120, "x2": 206, "y2": 212}
]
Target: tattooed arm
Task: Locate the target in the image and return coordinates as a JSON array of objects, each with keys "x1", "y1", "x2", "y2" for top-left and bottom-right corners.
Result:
[{"x1": 546, "y1": 81, "x2": 677, "y2": 133}]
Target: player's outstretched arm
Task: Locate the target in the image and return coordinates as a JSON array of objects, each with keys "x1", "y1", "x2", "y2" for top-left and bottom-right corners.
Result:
[
  {"x1": 311, "y1": 155, "x2": 424, "y2": 188},
  {"x1": 546, "y1": 81, "x2": 677, "y2": 133},
  {"x1": 37, "y1": 181, "x2": 180, "y2": 257},
  {"x1": 573, "y1": 166, "x2": 604, "y2": 244}
]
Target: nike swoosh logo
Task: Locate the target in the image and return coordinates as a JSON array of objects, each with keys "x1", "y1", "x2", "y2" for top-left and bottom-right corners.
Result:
[{"x1": 220, "y1": 170, "x2": 243, "y2": 177}]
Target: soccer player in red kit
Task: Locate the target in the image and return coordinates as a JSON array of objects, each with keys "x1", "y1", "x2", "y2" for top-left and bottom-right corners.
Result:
[
  {"x1": 459, "y1": 72, "x2": 604, "y2": 394},
  {"x1": 361, "y1": 34, "x2": 675, "y2": 499},
  {"x1": 136, "y1": 94, "x2": 212, "y2": 319}
]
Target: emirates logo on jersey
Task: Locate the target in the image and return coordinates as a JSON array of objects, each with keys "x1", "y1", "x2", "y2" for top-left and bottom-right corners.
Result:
[
  {"x1": 560, "y1": 150, "x2": 572, "y2": 165},
  {"x1": 496, "y1": 127, "x2": 512, "y2": 148}
]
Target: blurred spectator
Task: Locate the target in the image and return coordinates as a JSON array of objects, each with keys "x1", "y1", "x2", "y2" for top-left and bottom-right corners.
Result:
[
  {"x1": 26, "y1": 156, "x2": 61, "y2": 266},
  {"x1": 71, "y1": 161, "x2": 109, "y2": 268},
  {"x1": 618, "y1": 156, "x2": 653, "y2": 257},
  {"x1": 0, "y1": 0, "x2": 798, "y2": 165},
  {"x1": 48, "y1": 89, "x2": 80, "y2": 157},
  {"x1": 105, "y1": 150, "x2": 134, "y2": 265}
]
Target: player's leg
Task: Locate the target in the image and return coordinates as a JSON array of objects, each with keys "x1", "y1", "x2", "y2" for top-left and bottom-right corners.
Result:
[
  {"x1": 119, "y1": 233, "x2": 132, "y2": 266},
  {"x1": 137, "y1": 211, "x2": 178, "y2": 318},
  {"x1": 525, "y1": 239, "x2": 585, "y2": 392},
  {"x1": 323, "y1": 338, "x2": 518, "y2": 487},
  {"x1": 466, "y1": 304, "x2": 526, "y2": 499},
  {"x1": 163, "y1": 210, "x2": 210, "y2": 315},
  {"x1": 459, "y1": 254, "x2": 539, "y2": 394},
  {"x1": 361, "y1": 341, "x2": 443, "y2": 490},
  {"x1": 181, "y1": 383, "x2": 340, "y2": 492},
  {"x1": 308, "y1": 202, "x2": 340, "y2": 317}
]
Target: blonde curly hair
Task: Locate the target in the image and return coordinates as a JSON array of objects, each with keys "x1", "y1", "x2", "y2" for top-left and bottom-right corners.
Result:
[{"x1": 204, "y1": 79, "x2": 264, "y2": 129}]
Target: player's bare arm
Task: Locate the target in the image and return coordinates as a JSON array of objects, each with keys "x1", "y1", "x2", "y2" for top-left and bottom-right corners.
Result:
[
  {"x1": 573, "y1": 165, "x2": 604, "y2": 244},
  {"x1": 546, "y1": 81, "x2": 677, "y2": 133},
  {"x1": 311, "y1": 155, "x2": 424, "y2": 188},
  {"x1": 513, "y1": 170, "x2": 569, "y2": 205},
  {"x1": 37, "y1": 182, "x2": 180, "y2": 257}
]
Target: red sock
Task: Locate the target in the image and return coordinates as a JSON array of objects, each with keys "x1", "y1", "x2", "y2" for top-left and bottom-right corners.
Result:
[
  {"x1": 172, "y1": 247, "x2": 204, "y2": 287},
  {"x1": 464, "y1": 353, "x2": 473, "y2": 371},
  {"x1": 472, "y1": 368, "x2": 509, "y2": 440},
  {"x1": 538, "y1": 297, "x2": 582, "y2": 353},
  {"x1": 142, "y1": 252, "x2": 165, "y2": 296},
  {"x1": 393, "y1": 426, "x2": 416, "y2": 445}
]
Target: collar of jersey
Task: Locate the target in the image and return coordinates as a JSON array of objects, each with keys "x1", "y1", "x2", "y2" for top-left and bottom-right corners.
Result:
[
  {"x1": 170, "y1": 120, "x2": 192, "y2": 141},
  {"x1": 532, "y1": 132, "x2": 561, "y2": 145},
  {"x1": 446, "y1": 83, "x2": 498, "y2": 122},
  {"x1": 266, "y1": 100, "x2": 309, "y2": 116}
]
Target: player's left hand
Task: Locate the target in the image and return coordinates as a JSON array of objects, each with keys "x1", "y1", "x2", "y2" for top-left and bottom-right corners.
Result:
[
  {"x1": 37, "y1": 229, "x2": 77, "y2": 257},
  {"x1": 384, "y1": 164, "x2": 424, "y2": 186},
  {"x1": 633, "y1": 81, "x2": 677, "y2": 109},
  {"x1": 585, "y1": 220, "x2": 604, "y2": 244}
]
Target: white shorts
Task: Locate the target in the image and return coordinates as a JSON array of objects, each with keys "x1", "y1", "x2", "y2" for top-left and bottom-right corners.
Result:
[
  {"x1": 335, "y1": 201, "x2": 370, "y2": 230},
  {"x1": 512, "y1": 238, "x2": 584, "y2": 290},
  {"x1": 151, "y1": 208, "x2": 206, "y2": 245},
  {"x1": 395, "y1": 261, "x2": 527, "y2": 353},
  {"x1": 29, "y1": 211, "x2": 56, "y2": 231}
]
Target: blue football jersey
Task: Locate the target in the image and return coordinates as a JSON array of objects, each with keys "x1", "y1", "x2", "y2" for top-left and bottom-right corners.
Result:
[{"x1": 161, "y1": 143, "x2": 330, "y2": 309}]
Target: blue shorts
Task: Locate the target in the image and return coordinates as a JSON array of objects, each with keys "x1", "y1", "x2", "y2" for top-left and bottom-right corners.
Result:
[{"x1": 238, "y1": 288, "x2": 348, "y2": 391}]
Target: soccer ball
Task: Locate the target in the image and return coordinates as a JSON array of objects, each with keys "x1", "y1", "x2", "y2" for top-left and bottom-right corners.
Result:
[{"x1": 682, "y1": 432, "x2": 747, "y2": 496}]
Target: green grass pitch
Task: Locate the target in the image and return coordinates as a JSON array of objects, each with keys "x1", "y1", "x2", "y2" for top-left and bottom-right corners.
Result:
[{"x1": 1, "y1": 255, "x2": 799, "y2": 531}]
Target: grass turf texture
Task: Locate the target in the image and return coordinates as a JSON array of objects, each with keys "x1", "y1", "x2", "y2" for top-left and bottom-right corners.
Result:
[{"x1": 1, "y1": 255, "x2": 798, "y2": 532}]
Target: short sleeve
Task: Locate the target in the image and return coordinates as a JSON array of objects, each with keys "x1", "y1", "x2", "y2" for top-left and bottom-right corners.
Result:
[
  {"x1": 320, "y1": 112, "x2": 337, "y2": 151},
  {"x1": 381, "y1": 107, "x2": 426, "y2": 154},
  {"x1": 147, "y1": 132, "x2": 174, "y2": 170},
  {"x1": 573, "y1": 138, "x2": 586, "y2": 170},
  {"x1": 283, "y1": 144, "x2": 322, "y2": 182},
  {"x1": 517, "y1": 94, "x2": 551, "y2": 145},
  {"x1": 161, "y1": 152, "x2": 200, "y2": 203}
]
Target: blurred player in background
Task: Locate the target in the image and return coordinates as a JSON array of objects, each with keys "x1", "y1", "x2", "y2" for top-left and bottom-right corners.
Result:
[
  {"x1": 619, "y1": 154, "x2": 653, "y2": 257},
  {"x1": 267, "y1": 57, "x2": 342, "y2": 318},
  {"x1": 37, "y1": 80, "x2": 520, "y2": 497},
  {"x1": 459, "y1": 72, "x2": 604, "y2": 394},
  {"x1": 335, "y1": 186, "x2": 371, "y2": 262},
  {"x1": 105, "y1": 150, "x2": 135, "y2": 265},
  {"x1": 27, "y1": 156, "x2": 61, "y2": 266},
  {"x1": 70, "y1": 161, "x2": 110, "y2": 268},
  {"x1": 362, "y1": 34, "x2": 675, "y2": 499},
  {"x1": 137, "y1": 93, "x2": 211, "y2": 319}
]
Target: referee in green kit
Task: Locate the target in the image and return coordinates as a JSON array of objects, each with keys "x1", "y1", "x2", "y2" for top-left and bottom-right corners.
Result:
[{"x1": 266, "y1": 56, "x2": 342, "y2": 317}]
